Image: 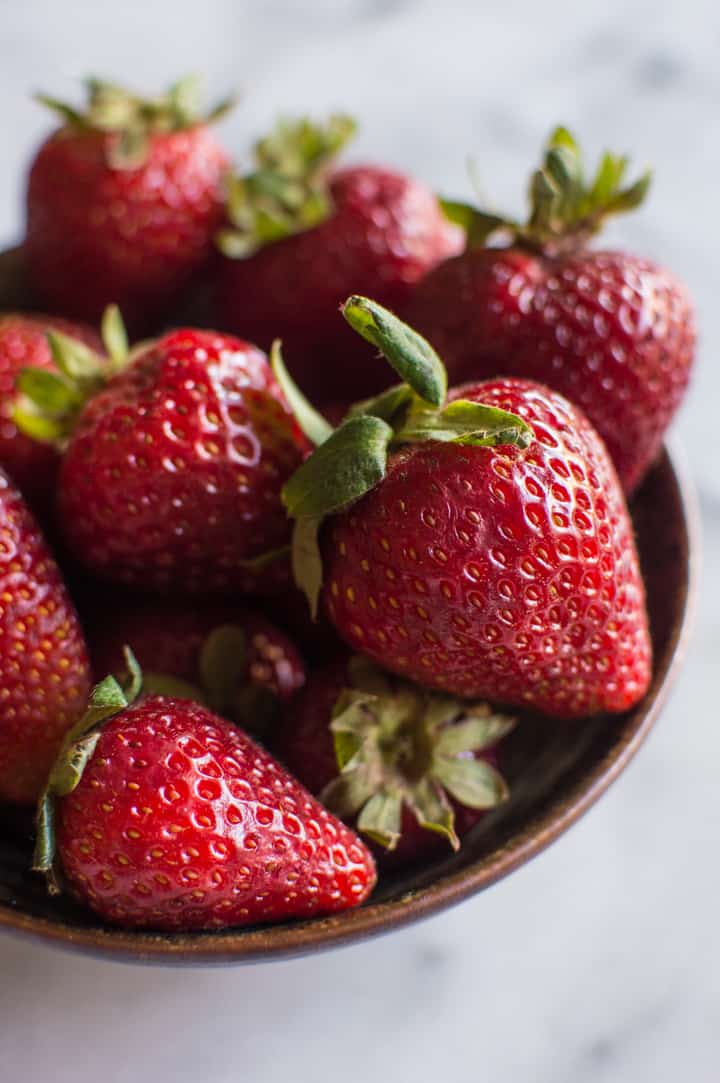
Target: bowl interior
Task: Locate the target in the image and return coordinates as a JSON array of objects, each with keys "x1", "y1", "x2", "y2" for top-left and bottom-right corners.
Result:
[{"x1": 0, "y1": 250, "x2": 695, "y2": 963}]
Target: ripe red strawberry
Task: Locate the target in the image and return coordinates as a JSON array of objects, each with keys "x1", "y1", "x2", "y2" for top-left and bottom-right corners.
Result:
[
  {"x1": 26, "y1": 76, "x2": 233, "y2": 334},
  {"x1": 215, "y1": 116, "x2": 462, "y2": 404},
  {"x1": 281, "y1": 297, "x2": 652, "y2": 720},
  {"x1": 0, "y1": 312, "x2": 102, "y2": 510},
  {"x1": 275, "y1": 656, "x2": 513, "y2": 868},
  {"x1": 0, "y1": 468, "x2": 91, "y2": 805},
  {"x1": 89, "y1": 597, "x2": 305, "y2": 737},
  {"x1": 18, "y1": 326, "x2": 309, "y2": 593},
  {"x1": 34, "y1": 672, "x2": 376, "y2": 930},
  {"x1": 403, "y1": 128, "x2": 695, "y2": 494}
]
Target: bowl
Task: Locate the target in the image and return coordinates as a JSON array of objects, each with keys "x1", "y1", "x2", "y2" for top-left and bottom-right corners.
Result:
[{"x1": 0, "y1": 247, "x2": 699, "y2": 964}]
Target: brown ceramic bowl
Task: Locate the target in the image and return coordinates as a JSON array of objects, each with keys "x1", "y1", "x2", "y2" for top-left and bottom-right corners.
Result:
[{"x1": 0, "y1": 247, "x2": 698, "y2": 964}]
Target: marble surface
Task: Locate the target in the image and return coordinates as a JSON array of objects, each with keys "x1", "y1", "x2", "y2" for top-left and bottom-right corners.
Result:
[{"x1": 0, "y1": 1, "x2": 718, "y2": 1079}]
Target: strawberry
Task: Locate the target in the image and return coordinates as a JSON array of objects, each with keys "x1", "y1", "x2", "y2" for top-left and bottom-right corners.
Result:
[
  {"x1": 215, "y1": 116, "x2": 462, "y2": 404},
  {"x1": 26, "y1": 76, "x2": 233, "y2": 334},
  {"x1": 16, "y1": 324, "x2": 309, "y2": 593},
  {"x1": 33, "y1": 663, "x2": 376, "y2": 930},
  {"x1": 279, "y1": 297, "x2": 652, "y2": 720},
  {"x1": 89, "y1": 597, "x2": 305, "y2": 738},
  {"x1": 402, "y1": 128, "x2": 696, "y2": 494},
  {"x1": 275, "y1": 655, "x2": 513, "y2": 867},
  {"x1": 0, "y1": 312, "x2": 102, "y2": 511},
  {"x1": 0, "y1": 468, "x2": 91, "y2": 805}
]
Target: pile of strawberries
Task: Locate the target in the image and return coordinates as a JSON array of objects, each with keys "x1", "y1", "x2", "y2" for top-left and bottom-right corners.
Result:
[{"x1": 0, "y1": 76, "x2": 695, "y2": 932}]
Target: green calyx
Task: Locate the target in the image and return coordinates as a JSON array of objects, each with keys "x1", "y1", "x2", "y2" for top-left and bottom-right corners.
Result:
[
  {"x1": 276, "y1": 296, "x2": 533, "y2": 616},
  {"x1": 320, "y1": 657, "x2": 515, "y2": 850},
  {"x1": 38, "y1": 74, "x2": 236, "y2": 169},
  {"x1": 442, "y1": 126, "x2": 652, "y2": 253},
  {"x1": 33, "y1": 649, "x2": 143, "y2": 894},
  {"x1": 142, "y1": 625, "x2": 282, "y2": 740},
  {"x1": 13, "y1": 305, "x2": 131, "y2": 448},
  {"x1": 216, "y1": 114, "x2": 356, "y2": 258}
]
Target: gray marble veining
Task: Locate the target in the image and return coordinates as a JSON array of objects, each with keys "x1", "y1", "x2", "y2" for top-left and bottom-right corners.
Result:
[{"x1": 0, "y1": 2, "x2": 718, "y2": 1080}]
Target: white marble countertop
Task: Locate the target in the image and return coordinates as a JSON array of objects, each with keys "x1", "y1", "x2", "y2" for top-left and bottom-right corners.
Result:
[{"x1": 1, "y1": 2, "x2": 718, "y2": 1080}]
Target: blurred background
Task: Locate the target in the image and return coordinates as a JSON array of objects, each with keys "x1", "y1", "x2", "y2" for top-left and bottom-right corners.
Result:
[{"x1": 0, "y1": 1, "x2": 717, "y2": 1080}]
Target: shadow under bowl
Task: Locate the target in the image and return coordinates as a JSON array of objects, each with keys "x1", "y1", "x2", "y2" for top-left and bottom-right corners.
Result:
[{"x1": 0, "y1": 246, "x2": 699, "y2": 964}]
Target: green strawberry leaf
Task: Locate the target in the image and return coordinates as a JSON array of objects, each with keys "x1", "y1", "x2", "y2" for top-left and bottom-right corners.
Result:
[
  {"x1": 528, "y1": 167, "x2": 558, "y2": 233},
  {"x1": 69, "y1": 674, "x2": 130, "y2": 738},
  {"x1": 397, "y1": 398, "x2": 533, "y2": 448},
  {"x1": 34, "y1": 95, "x2": 87, "y2": 127},
  {"x1": 121, "y1": 645, "x2": 143, "y2": 702},
  {"x1": 341, "y1": 295, "x2": 447, "y2": 407},
  {"x1": 291, "y1": 515, "x2": 324, "y2": 619},
  {"x1": 545, "y1": 144, "x2": 583, "y2": 210},
  {"x1": 216, "y1": 227, "x2": 257, "y2": 260},
  {"x1": 101, "y1": 304, "x2": 129, "y2": 370},
  {"x1": 255, "y1": 114, "x2": 356, "y2": 176},
  {"x1": 108, "y1": 126, "x2": 150, "y2": 170},
  {"x1": 549, "y1": 126, "x2": 581, "y2": 156},
  {"x1": 270, "y1": 340, "x2": 333, "y2": 447},
  {"x1": 437, "y1": 198, "x2": 475, "y2": 231},
  {"x1": 439, "y1": 199, "x2": 508, "y2": 247},
  {"x1": 410, "y1": 778, "x2": 459, "y2": 849},
  {"x1": 607, "y1": 171, "x2": 652, "y2": 213},
  {"x1": 589, "y1": 151, "x2": 628, "y2": 207},
  {"x1": 11, "y1": 408, "x2": 64, "y2": 444},
  {"x1": 432, "y1": 756, "x2": 509, "y2": 809},
  {"x1": 16, "y1": 369, "x2": 82, "y2": 415},
  {"x1": 434, "y1": 714, "x2": 517, "y2": 756},
  {"x1": 167, "y1": 73, "x2": 203, "y2": 123},
  {"x1": 16, "y1": 311, "x2": 132, "y2": 449},
  {"x1": 46, "y1": 330, "x2": 103, "y2": 383},
  {"x1": 282, "y1": 415, "x2": 393, "y2": 519},
  {"x1": 320, "y1": 769, "x2": 379, "y2": 822},
  {"x1": 46, "y1": 731, "x2": 103, "y2": 799},
  {"x1": 357, "y1": 790, "x2": 404, "y2": 849}
]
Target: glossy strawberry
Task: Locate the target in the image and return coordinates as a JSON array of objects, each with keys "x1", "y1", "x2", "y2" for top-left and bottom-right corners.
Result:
[
  {"x1": 19, "y1": 327, "x2": 309, "y2": 593},
  {"x1": 403, "y1": 129, "x2": 695, "y2": 493},
  {"x1": 0, "y1": 312, "x2": 101, "y2": 509},
  {"x1": 35, "y1": 677, "x2": 376, "y2": 930},
  {"x1": 26, "y1": 77, "x2": 233, "y2": 333},
  {"x1": 0, "y1": 469, "x2": 91, "y2": 804},
  {"x1": 215, "y1": 116, "x2": 462, "y2": 403},
  {"x1": 275, "y1": 656, "x2": 513, "y2": 868},
  {"x1": 282, "y1": 298, "x2": 652, "y2": 720},
  {"x1": 89, "y1": 597, "x2": 305, "y2": 737}
]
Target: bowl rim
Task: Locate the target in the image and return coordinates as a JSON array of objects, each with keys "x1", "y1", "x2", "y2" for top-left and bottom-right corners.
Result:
[{"x1": 0, "y1": 444, "x2": 700, "y2": 965}]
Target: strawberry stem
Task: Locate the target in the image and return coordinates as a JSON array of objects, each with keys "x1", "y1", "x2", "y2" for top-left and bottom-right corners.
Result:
[
  {"x1": 443, "y1": 126, "x2": 652, "y2": 254},
  {"x1": 33, "y1": 651, "x2": 143, "y2": 891},
  {"x1": 281, "y1": 298, "x2": 533, "y2": 615},
  {"x1": 319, "y1": 658, "x2": 515, "y2": 850},
  {"x1": 216, "y1": 114, "x2": 356, "y2": 258},
  {"x1": 13, "y1": 305, "x2": 133, "y2": 449},
  {"x1": 37, "y1": 75, "x2": 236, "y2": 170}
]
